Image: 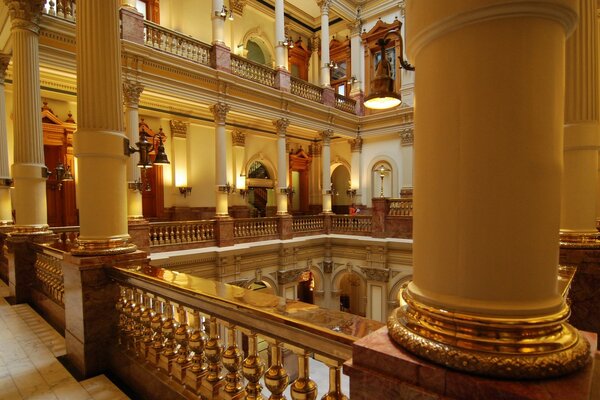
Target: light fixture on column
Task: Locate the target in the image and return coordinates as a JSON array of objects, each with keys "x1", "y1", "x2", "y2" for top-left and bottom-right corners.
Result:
[
  {"x1": 218, "y1": 182, "x2": 233, "y2": 194},
  {"x1": 364, "y1": 30, "x2": 414, "y2": 110},
  {"x1": 346, "y1": 187, "x2": 357, "y2": 200},
  {"x1": 377, "y1": 164, "x2": 390, "y2": 198},
  {"x1": 178, "y1": 186, "x2": 192, "y2": 197},
  {"x1": 281, "y1": 36, "x2": 294, "y2": 49},
  {"x1": 125, "y1": 126, "x2": 170, "y2": 169},
  {"x1": 128, "y1": 178, "x2": 150, "y2": 192},
  {"x1": 326, "y1": 60, "x2": 339, "y2": 69},
  {"x1": 52, "y1": 162, "x2": 74, "y2": 191},
  {"x1": 282, "y1": 185, "x2": 295, "y2": 197},
  {"x1": 216, "y1": 5, "x2": 234, "y2": 20}
]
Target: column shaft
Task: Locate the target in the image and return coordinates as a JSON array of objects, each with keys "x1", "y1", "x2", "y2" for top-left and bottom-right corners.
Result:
[
  {"x1": 319, "y1": 1, "x2": 331, "y2": 87},
  {"x1": 349, "y1": 20, "x2": 363, "y2": 95},
  {"x1": 212, "y1": 103, "x2": 230, "y2": 217},
  {"x1": 212, "y1": 0, "x2": 225, "y2": 44},
  {"x1": 321, "y1": 130, "x2": 332, "y2": 213},
  {"x1": 274, "y1": 0, "x2": 286, "y2": 69},
  {"x1": 123, "y1": 80, "x2": 143, "y2": 219},
  {"x1": 73, "y1": 0, "x2": 134, "y2": 254},
  {"x1": 275, "y1": 119, "x2": 289, "y2": 215},
  {"x1": 349, "y1": 135, "x2": 362, "y2": 205}
]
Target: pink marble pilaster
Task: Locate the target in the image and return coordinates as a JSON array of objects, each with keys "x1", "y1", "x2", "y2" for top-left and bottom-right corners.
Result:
[
  {"x1": 128, "y1": 219, "x2": 150, "y2": 253},
  {"x1": 279, "y1": 214, "x2": 292, "y2": 240},
  {"x1": 275, "y1": 68, "x2": 291, "y2": 92},
  {"x1": 215, "y1": 217, "x2": 234, "y2": 247},
  {"x1": 212, "y1": 43, "x2": 231, "y2": 73},
  {"x1": 371, "y1": 198, "x2": 387, "y2": 238},
  {"x1": 119, "y1": 6, "x2": 145, "y2": 45},
  {"x1": 322, "y1": 87, "x2": 336, "y2": 108},
  {"x1": 62, "y1": 250, "x2": 149, "y2": 378},
  {"x1": 350, "y1": 91, "x2": 365, "y2": 116},
  {"x1": 344, "y1": 326, "x2": 597, "y2": 400}
]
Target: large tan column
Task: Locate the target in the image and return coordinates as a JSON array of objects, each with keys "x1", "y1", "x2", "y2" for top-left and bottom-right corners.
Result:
[
  {"x1": 231, "y1": 130, "x2": 246, "y2": 206},
  {"x1": 348, "y1": 134, "x2": 362, "y2": 206},
  {"x1": 0, "y1": 55, "x2": 13, "y2": 225},
  {"x1": 560, "y1": 0, "x2": 600, "y2": 245},
  {"x1": 72, "y1": 0, "x2": 135, "y2": 255},
  {"x1": 5, "y1": 0, "x2": 47, "y2": 232},
  {"x1": 388, "y1": 0, "x2": 589, "y2": 379},
  {"x1": 318, "y1": 0, "x2": 331, "y2": 87},
  {"x1": 211, "y1": 102, "x2": 230, "y2": 217},
  {"x1": 123, "y1": 80, "x2": 144, "y2": 220},
  {"x1": 275, "y1": 118, "x2": 289, "y2": 215},
  {"x1": 321, "y1": 129, "x2": 332, "y2": 213}
]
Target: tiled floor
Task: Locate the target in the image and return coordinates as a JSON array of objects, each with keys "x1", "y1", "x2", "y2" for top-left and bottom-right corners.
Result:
[{"x1": 0, "y1": 281, "x2": 130, "y2": 400}]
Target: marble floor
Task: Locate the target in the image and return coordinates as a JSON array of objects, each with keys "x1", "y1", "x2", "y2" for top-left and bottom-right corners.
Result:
[{"x1": 0, "y1": 281, "x2": 130, "y2": 400}]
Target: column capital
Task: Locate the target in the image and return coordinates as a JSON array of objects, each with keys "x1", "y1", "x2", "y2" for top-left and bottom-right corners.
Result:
[
  {"x1": 400, "y1": 127, "x2": 414, "y2": 146},
  {"x1": 310, "y1": 141, "x2": 322, "y2": 157},
  {"x1": 0, "y1": 54, "x2": 11, "y2": 84},
  {"x1": 317, "y1": 0, "x2": 332, "y2": 14},
  {"x1": 348, "y1": 18, "x2": 363, "y2": 36},
  {"x1": 349, "y1": 135, "x2": 363, "y2": 152},
  {"x1": 169, "y1": 119, "x2": 187, "y2": 138},
  {"x1": 310, "y1": 36, "x2": 320, "y2": 52},
  {"x1": 232, "y1": 129, "x2": 245, "y2": 146},
  {"x1": 122, "y1": 80, "x2": 144, "y2": 108},
  {"x1": 320, "y1": 129, "x2": 333, "y2": 145},
  {"x1": 210, "y1": 102, "x2": 230, "y2": 124},
  {"x1": 4, "y1": 0, "x2": 44, "y2": 33},
  {"x1": 273, "y1": 118, "x2": 290, "y2": 136}
]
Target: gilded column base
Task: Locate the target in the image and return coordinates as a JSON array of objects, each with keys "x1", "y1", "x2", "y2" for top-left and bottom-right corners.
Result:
[
  {"x1": 387, "y1": 287, "x2": 591, "y2": 379},
  {"x1": 70, "y1": 238, "x2": 137, "y2": 256},
  {"x1": 10, "y1": 224, "x2": 50, "y2": 235},
  {"x1": 559, "y1": 231, "x2": 600, "y2": 248}
]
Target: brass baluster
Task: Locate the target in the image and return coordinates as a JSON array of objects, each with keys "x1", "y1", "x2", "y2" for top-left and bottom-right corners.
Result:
[
  {"x1": 242, "y1": 332, "x2": 265, "y2": 400},
  {"x1": 122, "y1": 288, "x2": 136, "y2": 350},
  {"x1": 172, "y1": 305, "x2": 192, "y2": 384},
  {"x1": 320, "y1": 363, "x2": 347, "y2": 400},
  {"x1": 158, "y1": 301, "x2": 179, "y2": 375},
  {"x1": 264, "y1": 341, "x2": 289, "y2": 400},
  {"x1": 200, "y1": 316, "x2": 225, "y2": 398},
  {"x1": 139, "y1": 292, "x2": 155, "y2": 359},
  {"x1": 115, "y1": 285, "x2": 128, "y2": 345},
  {"x1": 185, "y1": 311, "x2": 208, "y2": 394},
  {"x1": 147, "y1": 297, "x2": 165, "y2": 366},
  {"x1": 130, "y1": 290, "x2": 145, "y2": 353},
  {"x1": 290, "y1": 350, "x2": 317, "y2": 400},
  {"x1": 222, "y1": 323, "x2": 245, "y2": 399}
]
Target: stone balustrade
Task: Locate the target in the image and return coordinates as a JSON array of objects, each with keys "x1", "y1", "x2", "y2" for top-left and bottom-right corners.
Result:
[
  {"x1": 231, "y1": 54, "x2": 276, "y2": 87},
  {"x1": 292, "y1": 215, "x2": 325, "y2": 233},
  {"x1": 149, "y1": 220, "x2": 216, "y2": 247},
  {"x1": 233, "y1": 217, "x2": 278, "y2": 239},
  {"x1": 388, "y1": 198, "x2": 413, "y2": 216},
  {"x1": 331, "y1": 215, "x2": 372, "y2": 235},
  {"x1": 143, "y1": 20, "x2": 212, "y2": 66},
  {"x1": 291, "y1": 77, "x2": 324, "y2": 103},
  {"x1": 110, "y1": 264, "x2": 383, "y2": 399},
  {"x1": 44, "y1": 0, "x2": 76, "y2": 20},
  {"x1": 335, "y1": 93, "x2": 356, "y2": 114}
]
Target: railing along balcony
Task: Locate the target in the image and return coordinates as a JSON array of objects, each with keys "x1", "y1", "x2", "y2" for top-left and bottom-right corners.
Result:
[
  {"x1": 231, "y1": 54, "x2": 276, "y2": 87},
  {"x1": 291, "y1": 77, "x2": 324, "y2": 103},
  {"x1": 335, "y1": 93, "x2": 356, "y2": 114},
  {"x1": 292, "y1": 215, "x2": 325, "y2": 233},
  {"x1": 388, "y1": 198, "x2": 413, "y2": 216},
  {"x1": 149, "y1": 220, "x2": 216, "y2": 247},
  {"x1": 44, "y1": 0, "x2": 76, "y2": 21},
  {"x1": 143, "y1": 21, "x2": 212, "y2": 66},
  {"x1": 111, "y1": 264, "x2": 384, "y2": 399},
  {"x1": 51, "y1": 225, "x2": 80, "y2": 251},
  {"x1": 31, "y1": 243, "x2": 67, "y2": 332},
  {"x1": 331, "y1": 215, "x2": 372, "y2": 235},
  {"x1": 234, "y1": 217, "x2": 278, "y2": 240}
]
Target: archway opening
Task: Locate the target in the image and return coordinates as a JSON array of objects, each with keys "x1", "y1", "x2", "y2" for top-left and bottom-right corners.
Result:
[
  {"x1": 297, "y1": 271, "x2": 314, "y2": 304},
  {"x1": 339, "y1": 272, "x2": 365, "y2": 316}
]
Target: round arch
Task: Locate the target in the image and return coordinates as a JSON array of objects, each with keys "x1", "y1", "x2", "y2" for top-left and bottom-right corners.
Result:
[
  {"x1": 240, "y1": 27, "x2": 275, "y2": 67},
  {"x1": 365, "y1": 155, "x2": 401, "y2": 206},
  {"x1": 245, "y1": 154, "x2": 277, "y2": 186}
]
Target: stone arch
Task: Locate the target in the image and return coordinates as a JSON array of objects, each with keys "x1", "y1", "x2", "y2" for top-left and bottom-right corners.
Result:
[
  {"x1": 240, "y1": 27, "x2": 275, "y2": 67},
  {"x1": 366, "y1": 155, "x2": 400, "y2": 206},
  {"x1": 331, "y1": 264, "x2": 368, "y2": 316},
  {"x1": 388, "y1": 273, "x2": 412, "y2": 310}
]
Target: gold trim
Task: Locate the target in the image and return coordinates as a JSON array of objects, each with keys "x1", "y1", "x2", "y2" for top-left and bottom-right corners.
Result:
[
  {"x1": 71, "y1": 238, "x2": 137, "y2": 256},
  {"x1": 559, "y1": 231, "x2": 600, "y2": 248},
  {"x1": 10, "y1": 225, "x2": 51, "y2": 235},
  {"x1": 387, "y1": 286, "x2": 591, "y2": 379}
]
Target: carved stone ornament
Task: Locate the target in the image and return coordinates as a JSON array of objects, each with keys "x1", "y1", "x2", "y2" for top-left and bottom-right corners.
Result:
[
  {"x1": 310, "y1": 36, "x2": 320, "y2": 52},
  {"x1": 0, "y1": 55, "x2": 11, "y2": 84},
  {"x1": 273, "y1": 118, "x2": 290, "y2": 136},
  {"x1": 349, "y1": 135, "x2": 363, "y2": 152},
  {"x1": 231, "y1": 129, "x2": 245, "y2": 146},
  {"x1": 5, "y1": 0, "x2": 45, "y2": 33},
  {"x1": 398, "y1": 0, "x2": 406, "y2": 17},
  {"x1": 400, "y1": 127, "x2": 414, "y2": 146},
  {"x1": 317, "y1": 0, "x2": 332, "y2": 13},
  {"x1": 122, "y1": 80, "x2": 144, "y2": 107},
  {"x1": 309, "y1": 142, "x2": 322, "y2": 157},
  {"x1": 169, "y1": 119, "x2": 188, "y2": 138},
  {"x1": 349, "y1": 18, "x2": 363, "y2": 36},
  {"x1": 277, "y1": 268, "x2": 308, "y2": 285},
  {"x1": 361, "y1": 267, "x2": 390, "y2": 282},
  {"x1": 323, "y1": 260, "x2": 333, "y2": 274},
  {"x1": 320, "y1": 129, "x2": 333, "y2": 145},
  {"x1": 229, "y1": 0, "x2": 246, "y2": 15},
  {"x1": 210, "y1": 102, "x2": 230, "y2": 124}
]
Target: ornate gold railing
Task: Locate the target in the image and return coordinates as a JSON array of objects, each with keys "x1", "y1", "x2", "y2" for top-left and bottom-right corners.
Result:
[
  {"x1": 51, "y1": 226, "x2": 80, "y2": 251},
  {"x1": 111, "y1": 265, "x2": 383, "y2": 399},
  {"x1": 335, "y1": 93, "x2": 356, "y2": 114},
  {"x1": 331, "y1": 215, "x2": 372, "y2": 234},
  {"x1": 389, "y1": 198, "x2": 413, "y2": 216},
  {"x1": 234, "y1": 217, "x2": 278, "y2": 239},
  {"x1": 149, "y1": 220, "x2": 216, "y2": 247},
  {"x1": 34, "y1": 247, "x2": 65, "y2": 307},
  {"x1": 44, "y1": 0, "x2": 76, "y2": 20},
  {"x1": 291, "y1": 77, "x2": 324, "y2": 103},
  {"x1": 144, "y1": 21, "x2": 212, "y2": 66},
  {"x1": 231, "y1": 54, "x2": 276, "y2": 87},
  {"x1": 292, "y1": 215, "x2": 325, "y2": 233}
]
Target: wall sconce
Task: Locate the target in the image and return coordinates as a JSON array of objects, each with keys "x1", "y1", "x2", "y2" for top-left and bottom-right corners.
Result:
[
  {"x1": 377, "y1": 164, "x2": 391, "y2": 198},
  {"x1": 218, "y1": 182, "x2": 233, "y2": 194},
  {"x1": 281, "y1": 36, "x2": 294, "y2": 49},
  {"x1": 178, "y1": 186, "x2": 192, "y2": 197},
  {"x1": 52, "y1": 162, "x2": 73, "y2": 191},
  {"x1": 216, "y1": 5, "x2": 234, "y2": 20},
  {"x1": 237, "y1": 173, "x2": 248, "y2": 198},
  {"x1": 128, "y1": 178, "x2": 150, "y2": 192},
  {"x1": 281, "y1": 186, "x2": 295, "y2": 196},
  {"x1": 326, "y1": 60, "x2": 339, "y2": 69},
  {"x1": 347, "y1": 188, "x2": 357, "y2": 199},
  {"x1": 125, "y1": 126, "x2": 170, "y2": 169},
  {"x1": 364, "y1": 29, "x2": 414, "y2": 110},
  {"x1": 348, "y1": 76, "x2": 357, "y2": 84},
  {"x1": 0, "y1": 178, "x2": 12, "y2": 187}
]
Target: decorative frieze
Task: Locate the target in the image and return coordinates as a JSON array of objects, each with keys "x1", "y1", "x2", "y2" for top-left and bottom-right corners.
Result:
[
  {"x1": 277, "y1": 268, "x2": 308, "y2": 285},
  {"x1": 122, "y1": 80, "x2": 144, "y2": 108},
  {"x1": 229, "y1": 0, "x2": 246, "y2": 15},
  {"x1": 231, "y1": 130, "x2": 245, "y2": 146},
  {"x1": 169, "y1": 120, "x2": 188, "y2": 138},
  {"x1": 349, "y1": 135, "x2": 363, "y2": 152},
  {"x1": 210, "y1": 102, "x2": 230, "y2": 124},
  {"x1": 361, "y1": 267, "x2": 390, "y2": 282},
  {"x1": 4, "y1": 0, "x2": 44, "y2": 33},
  {"x1": 400, "y1": 127, "x2": 414, "y2": 146},
  {"x1": 273, "y1": 118, "x2": 289, "y2": 136}
]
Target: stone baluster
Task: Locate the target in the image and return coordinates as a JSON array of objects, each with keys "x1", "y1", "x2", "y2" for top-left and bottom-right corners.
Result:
[
  {"x1": 122, "y1": 288, "x2": 136, "y2": 349},
  {"x1": 129, "y1": 290, "x2": 144, "y2": 352},
  {"x1": 290, "y1": 349, "x2": 317, "y2": 400},
  {"x1": 222, "y1": 323, "x2": 244, "y2": 399},
  {"x1": 173, "y1": 305, "x2": 192, "y2": 383},
  {"x1": 241, "y1": 332, "x2": 265, "y2": 400},
  {"x1": 185, "y1": 310, "x2": 209, "y2": 394},
  {"x1": 264, "y1": 341, "x2": 289, "y2": 400},
  {"x1": 201, "y1": 316, "x2": 225, "y2": 398}
]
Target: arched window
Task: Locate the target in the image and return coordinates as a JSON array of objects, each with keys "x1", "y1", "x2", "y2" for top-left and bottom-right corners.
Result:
[
  {"x1": 248, "y1": 161, "x2": 270, "y2": 179},
  {"x1": 246, "y1": 38, "x2": 272, "y2": 66}
]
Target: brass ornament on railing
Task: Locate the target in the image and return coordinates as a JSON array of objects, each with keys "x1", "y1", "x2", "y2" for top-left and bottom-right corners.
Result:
[
  {"x1": 320, "y1": 364, "x2": 348, "y2": 400},
  {"x1": 172, "y1": 306, "x2": 192, "y2": 383},
  {"x1": 201, "y1": 316, "x2": 225, "y2": 397},
  {"x1": 242, "y1": 332, "x2": 265, "y2": 400},
  {"x1": 122, "y1": 289, "x2": 137, "y2": 350},
  {"x1": 290, "y1": 350, "x2": 317, "y2": 400},
  {"x1": 158, "y1": 301, "x2": 179, "y2": 375},
  {"x1": 130, "y1": 291, "x2": 145, "y2": 354},
  {"x1": 264, "y1": 342, "x2": 289, "y2": 400},
  {"x1": 185, "y1": 310, "x2": 209, "y2": 393},
  {"x1": 222, "y1": 324, "x2": 245, "y2": 398},
  {"x1": 147, "y1": 298, "x2": 166, "y2": 366},
  {"x1": 115, "y1": 286, "x2": 129, "y2": 346},
  {"x1": 139, "y1": 294, "x2": 157, "y2": 360}
]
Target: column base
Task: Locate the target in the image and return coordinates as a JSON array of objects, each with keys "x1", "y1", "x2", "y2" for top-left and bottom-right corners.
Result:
[
  {"x1": 11, "y1": 224, "x2": 50, "y2": 235},
  {"x1": 71, "y1": 238, "x2": 137, "y2": 256},
  {"x1": 559, "y1": 231, "x2": 600, "y2": 248},
  {"x1": 387, "y1": 287, "x2": 590, "y2": 379}
]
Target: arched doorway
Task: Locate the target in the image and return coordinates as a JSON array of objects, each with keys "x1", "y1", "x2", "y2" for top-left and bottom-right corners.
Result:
[
  {"x1": 289, "y1": 147, "x2": 311, "y2": 214},
  {"x1": 297, "y1": 271, "x2": 314, "y2": 304},
  {"x1": 331, "y1": 164, "x2": 351, "y2": 214},
  {"x1": 338, "y1": 272, "x2": 366, "y2": 316},
  {"x1": 247, "y1": 160, "x2": 274, "y2": 217}
]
